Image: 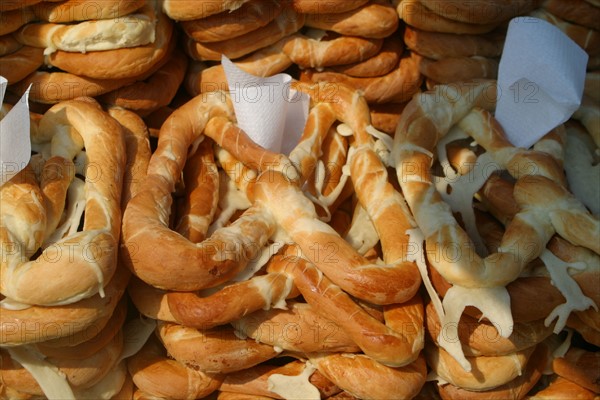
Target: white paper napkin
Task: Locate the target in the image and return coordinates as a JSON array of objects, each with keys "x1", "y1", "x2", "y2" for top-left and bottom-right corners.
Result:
[
  {"x1": 0, "y1": 76, "x2": 31, "y2": 187},
  {"x1": 221, "y1": 55, "x2": 310, "y2": 155},
  {"x1": 495, "y1": 17, "x2": 588, "y2": 149}
]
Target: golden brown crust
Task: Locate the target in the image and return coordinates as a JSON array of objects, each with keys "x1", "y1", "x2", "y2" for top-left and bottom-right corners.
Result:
[
  {"x1": 0, "y1": 45, "x2": 43, "y2": 84},
  {"x1": 543, "y1": 0, "x2": 600, "y2": 30},
  {"x1": 99, "y1": 49, "x2": 187, "y2": 116},
  {"x1": 330, "y1": 36, "x2": 404, "y2": 78},
  {"x1": 47, "y1": 11, "x2": 174, "y2": 79},
  {"x1": 292, "y1": 0, "x2": 369, "y2": 14},
  {"x1": 397, "y1": 0, "x2": 500, "y2": 34},
  {"x1": 281, "y1": 32, "x2": 383, "y2": 69},
  {"x1": 0, "y1": 33, "x2": 23, "y2": 56},
  {"x1": 404, "y1": 26, "x2": 504, "y2": 60},
  {"x1": 415, "y1": 54, "x2": 499, "y2": 84},
  {"x1": 531, "y1": 8, "x2": 600, "y2": 56},
  {"x1": 418, "y1": 0, "x2": 540, "y2": 24},
  {"x1": 32, "y1": 0, "x2": 145, "y2": 22},
  {"x1": 185, "y1": 9, "x2": 304, "y2": 61},
  {"x1": 369, "y1": 102, "x2": 407, "y2": 135},
  {"x1": 163, "y1": 0, "x2": 252, "y2": 21},
  {"x1": 0, "y1": 6, "x2": 35, "y2": 36},
  {"x1": 530, "y1": 375, "x2": 598, "y2": 399},
  {"x1": 0, "y1": 0, "x2": 42, "y2": 12},
  {"x1": 302, "y1": 52, "x2": 423, "y2": 103},
  {"x1": 304, "y1": 1, "x2": 399, "y2": 39},
  {"x1": 180, "y1": 0, "x2": 283, "y2": 43},
  {"x1": 552, "y1": 348, "x2": 600, "y2": 393}
]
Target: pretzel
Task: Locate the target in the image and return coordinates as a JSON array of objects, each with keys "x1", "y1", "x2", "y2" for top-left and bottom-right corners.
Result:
[
  {"x1": 0, "y1": 6, "x2": 35, "y2": 36},
  {"x1": 281, "y1": 31, "x2": 383, "y2": 69},
  {"x1": 246, "y1": 82, "x2": 422, "y2": 306},
  {"x1": 552, "y1": 347, "x2": 600, "y2": 393},
  {"x1": 185, "y1": 10, "x2": 304, "y2": 61},
  {"x1": 291, "y1": 0, "x2": 368, "y2": 14},
  {"x1": 121, "y1": 90, "x2": 294, "y2": 291},
  {"x1": 185, "y1": 40, "x2": 293, "y2": 96},
  {"x1": 181, "y1": 0, "x2": 283, "y2": 43},
  {"x1": 436, "y1": 344, "x2": 547, "y2": 400},
  {"x1": 301, "y1": 52, "x2": 422, "y2": 104},
  {"x1": 99, "y1": 50, "x2": 187, "y2": 117},
  {"x1": 530, "y1": 8, "x2": 600, "y2": 56},
  {"x1": 530, "y1": 375, "x2": 598, "y2": 399},
  {"x1": 418, "y1": 0, "x2": 540, "y2": 24},
  {"x1": 425, "y1": 303, "x2": 553, "y2": 358},
  {"x1": 0, "y1": 34, "x2": 22, "y2": 56},
  {"x1": 1, "y1": 330, "x2": 123, "y2": 395},
  {"x1": 156, "y1": 322, "x2": 281, "y2": 374},
  {"x1": 32, "y1": 0, "x2": 145, "y2": 22},
  {"x1": 46, "y1": 11, "x2": 174, "y2": 79},
  {"x1": 329, "y1": 36, "x2": 404, "y2": 78},
  {"x1": 304, "y1": 1, "x2": 399, "y2": 39},
  {"x1": 9, "y1": 70, "x2": 139, "y2": 104},
  {"x1": 309, "y1": 353, "x2": 427, "y2": 400},
  {"x1": 415, "y1": 54, "x2": 499, "y2": 84},
  {"x1": 14, "y1": 4, "x2": 156, "y2": 55},
  {"x1": 544, "y1": 0, "x2": 600, "y2": 30},
  {"x1": 220, "y1": 359, "x2": 341, "y2": 399},
  {"x1": 404, "y1": 26, "x2": 504, "y2": 60},
  {"x1": 1, "y1": 98, "x2": 126, "y2": 306},
  {"x1": 163, "y1": 0, "x2": 252, "y2": 21},
  {"x1": 396, "y1": 0, "x2": 499, "y2": 34},
  {"x1": 128, "y1": 336, "x2": 223, "y2": 399},
  {"x1": 0, "y1": 45, "x2": 43, "y2": 84}
]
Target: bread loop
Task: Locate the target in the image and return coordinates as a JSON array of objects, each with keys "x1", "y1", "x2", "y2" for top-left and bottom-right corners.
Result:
[
  {"x1": 99, "y1": 49, "x2": 187, "y2": 116},
  {"x1": 163, "y1": 0, "x2": 252, "y2": 21},
  {"x1": 128, "y1": 336, "x2": 223, "y2": 399},
  {"x1": 185, "y1": 9, "x2": 304, "y2": 61},
  {"x1": 301, "y1": 52, "x2": 423, "y2": 103},
  {"x1": 277, "y1": 245, "x2": 424, "y2": 367},
  {"x1": 304, "y1": 1, "x2": 399, "y2": 39},
  {"x1": 46, "y1": 10, "x2": 174, "y2": 79},
  {"x1": 404, "y1": 26, "x2": 504, "y2": 60},
  {"x1": 0, "y1": 45, "x2": 43, "y2": 84},
  {"x1": 32, "y1": 0, "x2": 145, "y2": 22},
  {"x1": 156, "y1": 322, "x2": 281, "y2": 374},
  {"x1": 329, "y1": 36, "x2": 404, "y2": 78},
  {"x1": 245, "y1": 82, "x2": 421, "y2": 306},
  {"x1": 309, "y1": 353, "x2": 427, "y2": 400},
  {"x1": 292, "y1": 0, "x2": 369, "y2": 14},
  {"x1": 220, "y1": 359, "x2": 341, "y2": 399},
  {"x1": 14, "y1": 4, "x2": 157, "y2": 54},
  {"x1": 436, "y1": 344, "x2": 548, "y2": 400},
  {"x1": 1, "y1": 98, "x2": 126, "y2": 306},
  {"x1": 415, "y1": 54, "x2": 499, "y2": 84},
  {"x1": 0, "y1": 265, "x2": 129, "y2": 347},
  {"x1": 397, "y1": 0, "x2": 500, "y2": 34},
  {"x1": 181, "y1": 0, "x2": 283, "y2": 43},
  {"x1": 281, "y1": 31, "x2": 383, "y2": 69},
  {"x1": 418, "y1": 0, "x2": 539, "y2": 25},
  {"x1": 121, "y1": 92, "x2": 285, "y2": 291}
]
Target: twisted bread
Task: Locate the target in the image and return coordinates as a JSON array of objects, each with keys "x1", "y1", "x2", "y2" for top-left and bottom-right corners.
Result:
[
  {"x1": 32, "y1": 0, "x2": 145, "y2": 22},
  {"x1": 304, "y1": 1, "x2": 399, "y2": 39},
  {"x1": 1, "y1": 98, "x2": 126, "y2": 306},
  {"x1": 181, "y1": 0, "x2": 283, "y2": 43}
]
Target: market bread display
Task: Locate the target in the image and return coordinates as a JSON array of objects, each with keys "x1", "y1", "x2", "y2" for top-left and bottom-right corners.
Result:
[{"x1": 1, "y1": 0, "x2": 599, "y2": 399}]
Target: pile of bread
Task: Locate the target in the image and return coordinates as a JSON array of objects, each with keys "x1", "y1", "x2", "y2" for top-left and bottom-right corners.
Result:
[{"x1": 1, "y1": 0, "x2": 599, "y2": 399}]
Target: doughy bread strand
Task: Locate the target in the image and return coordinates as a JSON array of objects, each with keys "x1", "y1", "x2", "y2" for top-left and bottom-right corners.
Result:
[
  {"x1": 2, "y1": 98, "x2": 126, "y2": 306},
  {"x1": 0, "y1": 265, "x2": 129, "y2": 346},
  {"x1": 304, "y1": 1, "x2": 399, "y2": 39},
  {"x1": 128, "y1": 337, "x2": 223, "y2": 400},
  {"x1": 181, "y1": 0, "x2": 283, "y2": 43},
  {"x1": 282, "y1": 247, "x2": 424, "y2": 367},
  {"x1": 309, "y1": 353, "x2": 427, "y2": 400},
  {"x1": 32, "y1": 0, "x2": 145, "y2": 22},
  {"x1": 425, "y1": 302, "x2": 554, "y2": 357},
  {"x1": 157, "y1": 322, "x2": 281, "y2": 374},
  {"x1": 166, "y1": 271, "x2": 298, "y2": 330},
  {"x1": 436, "y1": 344, "x2": 547, "y2": 400},
  {"x1": 174, "y1": 138, "x2": 219, "y2": 243}
]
